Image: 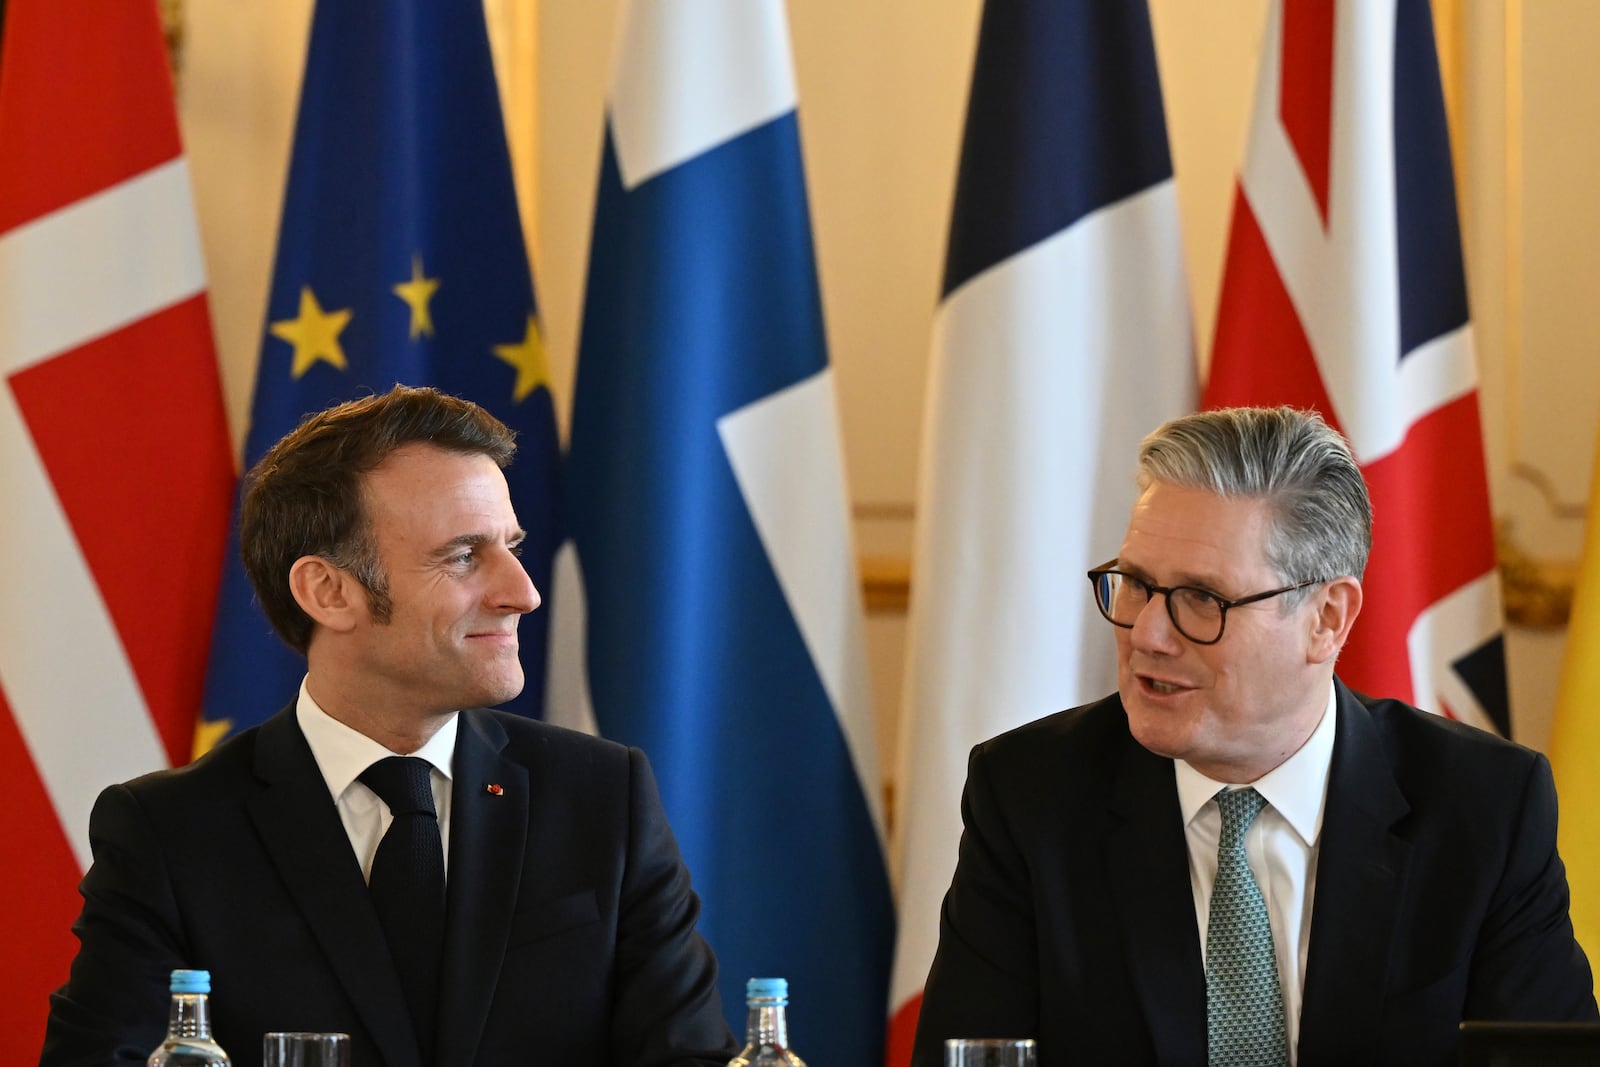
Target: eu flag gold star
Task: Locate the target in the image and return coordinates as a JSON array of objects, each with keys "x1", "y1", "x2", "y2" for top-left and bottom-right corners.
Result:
[
  {"x1": 492, "y1": 314, "x2": 550, "y2": 403},
  {"x1": 392, "y1": 255, "x2": 440, "y2": 339},
  {"x1": 270, "y1": 287, "x2": 351, "y2": 379},
  {"x1": 192, "y1": 717, "x2": 232, "y2": 759}
]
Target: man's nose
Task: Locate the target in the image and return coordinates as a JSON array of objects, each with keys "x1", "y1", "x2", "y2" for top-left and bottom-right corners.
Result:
[
  {"x1": 1129, "y1": 592, "x2": 1181, "y2": 653},
  {"x1": 492, "y1": 551, "x2": 540, "y2": 614}
]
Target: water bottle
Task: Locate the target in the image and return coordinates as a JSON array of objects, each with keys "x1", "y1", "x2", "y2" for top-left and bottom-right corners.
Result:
[
  {"x1": 728, "y1": 977, "x2": 806, "y2": 1066},
  {"x1": 148, "y1": 969, "x2": 231, "y2": 1066}
]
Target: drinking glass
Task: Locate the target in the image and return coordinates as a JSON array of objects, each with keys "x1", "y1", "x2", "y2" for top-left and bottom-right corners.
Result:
[
  {"x1": 944, "y1": 1037, "x2": 1036, "y2": 1067},
  {"x1": 262, "y1": 1032, "x2": 351, "y2": 1067}
]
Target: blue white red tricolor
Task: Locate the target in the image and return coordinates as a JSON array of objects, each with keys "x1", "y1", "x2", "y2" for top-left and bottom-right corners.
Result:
[{"x1": 886, "y1": 2, "x2": 1196, "y2": 1062}]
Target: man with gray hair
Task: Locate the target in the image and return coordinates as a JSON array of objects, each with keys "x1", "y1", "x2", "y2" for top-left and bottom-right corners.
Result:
[{"x1": 911, "y1": 406, "x2": 1595, "y2": 1066}]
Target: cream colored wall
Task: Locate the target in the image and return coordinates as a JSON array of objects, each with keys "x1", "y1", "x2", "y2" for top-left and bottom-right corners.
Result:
[
  {"x1": 1457, "y1": 1, "x2": 1600, "y2": 757},
  {"x1": 176, "y1": 1, "x2": 1596, "y2": 793},
  {"x1": 178, "y1": 0, "x2": 313, "y2": 454}
]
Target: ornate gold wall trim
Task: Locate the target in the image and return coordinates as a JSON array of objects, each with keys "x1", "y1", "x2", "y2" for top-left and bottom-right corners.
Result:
[
  {"x1": 1434, "y1": 0, "x2": 1465, "y2": 183},
  {"x1": 860, "y1": 555, "x2": 910, "y2": 615},
  {"x1": 1499, "y1": 525, "x2": 1578, "y2": 629},
  {"x1": 161, "y1": 0, "x2": 185, "y2": 75},
  {"x1": 1498, "y1": 460, "x2": 1587, "y2": 628}
]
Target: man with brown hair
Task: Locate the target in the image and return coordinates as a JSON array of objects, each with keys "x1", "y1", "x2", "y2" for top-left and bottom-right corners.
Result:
[{"x1": 43, "y1": 386, "x2": 736, "y2": 1067}]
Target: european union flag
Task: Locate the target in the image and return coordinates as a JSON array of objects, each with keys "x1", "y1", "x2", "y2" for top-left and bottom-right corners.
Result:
[{"x1": 201, "y1": 0, "x2": 559, "y2": 738}]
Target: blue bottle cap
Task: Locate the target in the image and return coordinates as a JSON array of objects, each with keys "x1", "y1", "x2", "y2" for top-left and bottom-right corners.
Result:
[
  {"x1": 170, "y1": 970, "x2": 211, "y2": 994},
  {"x1": 746, "y1": 977, "x2": 788, "y2": 1003}
]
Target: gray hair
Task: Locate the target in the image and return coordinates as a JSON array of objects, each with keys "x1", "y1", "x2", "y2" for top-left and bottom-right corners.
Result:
[{"x1": 1135, "y1": 406, "x2": 1372, "y2": 591}]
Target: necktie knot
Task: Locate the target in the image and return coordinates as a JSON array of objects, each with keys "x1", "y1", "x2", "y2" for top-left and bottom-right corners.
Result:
[
  {"x1": 361, "y1": 756, "x2": 437, "y2": 818},
  {"x1": 1215, "y1": 786, "x2": 1266, "y2": 849}
]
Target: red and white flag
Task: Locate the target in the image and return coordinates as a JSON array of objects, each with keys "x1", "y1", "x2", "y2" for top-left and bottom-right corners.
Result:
[
  {"x1": 0, "y1": 0, "x2": 235, "y2": 1055},
  {"x1": 1204, "y1": 0, "x2": 1509, "y2": 732}
]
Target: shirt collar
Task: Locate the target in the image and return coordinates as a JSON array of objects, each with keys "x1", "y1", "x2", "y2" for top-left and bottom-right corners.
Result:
[
  {"x1": 295, "y1": 677, "x2": 458, "y2": 805},
  {"x1": 1174, "y1": 680, "x2": 1338, "y2": 846}
]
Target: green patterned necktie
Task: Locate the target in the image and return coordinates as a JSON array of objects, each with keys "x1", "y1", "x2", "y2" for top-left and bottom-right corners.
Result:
[{"x1": 1206, "y1": 787, "x2": 1288, "y2": 1066}]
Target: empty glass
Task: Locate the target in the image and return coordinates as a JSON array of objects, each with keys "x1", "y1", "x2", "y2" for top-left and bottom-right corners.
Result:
[
  {"x1": 262, "y1": 1032, "x2": 350, "y2": 1067},
  {"x1": 944, "y1": 1038, "x2": 1036, "y2": 1067}
]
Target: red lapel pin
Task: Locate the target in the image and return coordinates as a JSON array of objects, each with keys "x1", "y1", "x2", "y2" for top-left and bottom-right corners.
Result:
[{"x1": 486, "y1": 783, "x2": 504, "y2": 796}]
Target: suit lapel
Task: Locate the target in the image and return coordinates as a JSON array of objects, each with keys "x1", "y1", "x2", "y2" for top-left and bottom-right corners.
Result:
[
  {"x1": 247, "y1": 706, "x2": 422, "y2": 1067},
  {"x1": 436, "y1": 709, "x2": 528, "y2": 1065},
  {"x1": 1297, "y1": 682, "x2": 1410, "y2": 1065},
  {"x1": 1106, "y1": 730, "x2": 1207, "y2": 1065}
]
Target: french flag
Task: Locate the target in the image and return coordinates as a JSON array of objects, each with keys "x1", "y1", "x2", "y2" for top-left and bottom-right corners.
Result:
[
  {"x1": 887, "y1": 2, "x2": 1196, "y2": 1061},
  {"x1": 1204, "y1": 0, "x2": 1509, "y2": 733}
]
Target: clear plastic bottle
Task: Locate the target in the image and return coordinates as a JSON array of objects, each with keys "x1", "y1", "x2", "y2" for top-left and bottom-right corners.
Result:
[
  {"x1": 728, "y1": 977, "x2": 806, "y2": 1066},
  {"x1": 148, "y1": 969, "x2": 231, "y2": 1066}
]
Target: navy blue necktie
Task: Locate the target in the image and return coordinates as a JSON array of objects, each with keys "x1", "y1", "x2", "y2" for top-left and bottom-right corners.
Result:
[{"x1": 361, "y1": 756, "x2": 445, "y2": 1061}]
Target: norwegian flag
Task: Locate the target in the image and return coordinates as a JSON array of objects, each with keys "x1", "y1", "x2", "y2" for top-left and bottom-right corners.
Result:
[
  {"x1": 1204, "y1": 0, "x2": 1509, "y2": 733},
  {"x1": 0, "y1": 0, "x2": 235, "y2": 1056}
]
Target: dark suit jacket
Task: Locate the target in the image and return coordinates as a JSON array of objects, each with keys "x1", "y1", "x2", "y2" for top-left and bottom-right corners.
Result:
[
  {"x1": 911, "y1": 680, "x2": 1597, "y2": 1067},
  {"x1": 40, "y1": 705, "x2": 737, "y2": 1067}
]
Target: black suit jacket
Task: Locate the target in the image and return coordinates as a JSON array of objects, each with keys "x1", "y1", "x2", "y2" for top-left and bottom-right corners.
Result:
[
  {"x1": 911, "y1": 681, "x2": 1597, "y2": 1066},
  {"x1": 40, "y1": 705, "x2": 737, "y2": 1067}
]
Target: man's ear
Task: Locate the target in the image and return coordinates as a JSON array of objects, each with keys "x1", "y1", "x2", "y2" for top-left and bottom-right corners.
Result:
[
  {"x1": 288, "y1": 555, "x2": 363, "y2": 634},
  {"x1": 1307, "y1": 576, "x2": 1363, "y2": 665}
]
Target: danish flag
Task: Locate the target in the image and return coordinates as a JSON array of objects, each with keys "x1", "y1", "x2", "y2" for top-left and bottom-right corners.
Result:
[
  {"x1": 0, "y1": 1, "x2": 235, "y2": 1056},
  {"x1": 1204, "y1": 0, "x2": 1509, "y2": 733}
]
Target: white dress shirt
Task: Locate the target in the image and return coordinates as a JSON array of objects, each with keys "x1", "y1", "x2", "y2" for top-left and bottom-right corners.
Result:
[
  {"x1": 295, "y1": 678, "x2": 457, "y2": 883},
  {"x1": 1175, "y1": 682, "x2": 1338, "y2": 1067}
]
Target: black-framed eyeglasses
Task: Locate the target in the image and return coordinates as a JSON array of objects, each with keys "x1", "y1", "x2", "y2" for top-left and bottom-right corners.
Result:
[{"x1": 1085, "y1": 560, "x2": 1329, "y2": 645}]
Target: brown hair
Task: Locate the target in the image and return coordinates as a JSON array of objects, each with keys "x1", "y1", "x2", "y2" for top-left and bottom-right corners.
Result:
[{"x1": 240, "y1": 385, "x2": 517, "y2": 653}]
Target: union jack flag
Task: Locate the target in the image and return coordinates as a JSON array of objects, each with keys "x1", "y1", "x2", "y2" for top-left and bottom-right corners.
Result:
[{"x1": 1204, "y1": 0, "x2": 1509, "y2": 734}]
